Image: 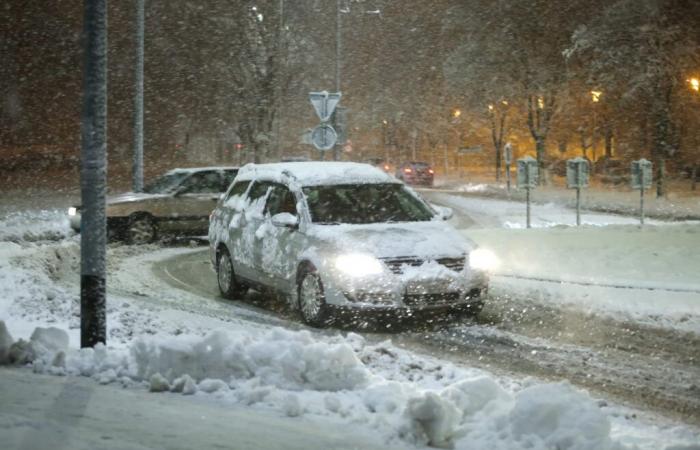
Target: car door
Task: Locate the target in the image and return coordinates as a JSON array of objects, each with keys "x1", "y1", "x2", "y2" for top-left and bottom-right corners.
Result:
[
  {"x1": 170, "y1": 171, "x2": 223, "y2": 233},
  {"x1": 235, "y1": 180, "x2": 274, "y2": 282},
  {"x1": 212, "y1": 178, "x2": 250, "y2": 253},
  {"x1": 256, "y1": 184, "x2": 302, "y2": 291}
]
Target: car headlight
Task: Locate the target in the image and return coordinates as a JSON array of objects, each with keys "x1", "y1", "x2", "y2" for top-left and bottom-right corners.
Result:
[
  {"x1": 334, "y1": 254, "x2": 384, "y2": 277},
  {"x1": 469, "y1": 248, "x2": 499, "y2": 272},
  {"x1": 68, "y1": 207, "x2": 77, "y2": 217}
]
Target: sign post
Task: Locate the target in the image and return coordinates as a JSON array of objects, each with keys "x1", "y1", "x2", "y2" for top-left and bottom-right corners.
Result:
[
  {"x1": 504, "y1": 142, "x2": 513, "y2": 193},
  {"x1": 308, "y1": 91, "x2": 342, "y2": 153},
  {"x1": 631, "y1": 158, "x2": 653, "y2": 225},
  {"x1": 517, "y1": 156, "x2": 538, "y2": 228},
  {"x1": 566, "y1": 157, "x2": 590, "y2": 226}
]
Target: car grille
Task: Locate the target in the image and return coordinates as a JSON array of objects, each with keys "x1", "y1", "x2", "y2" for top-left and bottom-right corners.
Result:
[
  {"x1": 380, "y1": 256, "x2": 466, "y2": 274},
  {"x1": 403, "y1": 292, "x2": 461, "y2": 306}
]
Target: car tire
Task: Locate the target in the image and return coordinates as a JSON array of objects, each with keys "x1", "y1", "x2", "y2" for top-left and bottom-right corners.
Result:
[
  {"x1": 452, "y1": 301, "x2": 484, "y2": 318},
  {"x1": 298, "y1": 268, "x2": 330, "y2": 328},
  {"x1": 217, "y1": 247, "x2": 247, "y2": 299},
  {"x1": 127, "y1": 214, "x2": 157, "y2": 244}
]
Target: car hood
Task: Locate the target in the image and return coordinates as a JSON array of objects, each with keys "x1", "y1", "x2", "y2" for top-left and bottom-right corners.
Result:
[
  {"x1": 106, "y1": 192, "x2": 169, "y2": 205},
  {"x1": 309, "y1": 220, "x2": 474, "y2": 259}
]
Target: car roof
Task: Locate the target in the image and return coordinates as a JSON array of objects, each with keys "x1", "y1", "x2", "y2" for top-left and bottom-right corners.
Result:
[
  {"x1": 166, "y1": 166, "x2": 239, "y2": 175},
  {"x1": 236, "y1": 162, "x2": 397, "y2": 186}
]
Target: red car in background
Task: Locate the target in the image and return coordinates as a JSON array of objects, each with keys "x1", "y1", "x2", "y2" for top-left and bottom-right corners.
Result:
[{"x1": 395, "y1": 161, "x2": 434, "y2": 187}]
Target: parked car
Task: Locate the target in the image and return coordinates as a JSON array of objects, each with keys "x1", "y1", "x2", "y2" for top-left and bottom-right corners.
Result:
[
  {"x1": 395, "y1": 161, "x2": 434, "y2": 186},
  {"x1": 364, "y1": 157, "x2": 393, "y2": 173},
  {"x1": 69, "y1": 166, "x2": 239, "y2": 243},
  {"x1": 208, "y1": 162, "x2": 493, "y2": 327}
]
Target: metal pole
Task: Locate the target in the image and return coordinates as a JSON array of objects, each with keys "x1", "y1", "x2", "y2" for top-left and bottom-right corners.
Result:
[
  {"x1": 506, "y1": 162, "x2": 511, "y2": 193},
  {"x1": 333, "y1": 0, "x2": 341, "y2": 161},
  {"x1": 526, "y1": 187, "x2": 531, "y2": 229},
  {"x1": 133, "y1": 0, "x2": 144, "y2": 192},
  {"x1": 80, "y1": 0, "x2": 108, "y2": 348},
  {"x1": 576, "y1": 187, "x2": 581, "y2": 226},
  {"x1": 640, "y1": 186, "x2": 645, "y2": 226}
]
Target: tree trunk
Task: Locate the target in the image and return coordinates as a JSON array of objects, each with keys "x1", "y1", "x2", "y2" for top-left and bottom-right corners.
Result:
[
  {"x1": 656, "y1": 157, "x2": 665, "y2": 198},
  {"x1": 604, "y1": 123, "x2": 613, "y2": 158},
  {"x1": 495, "y1": 144, "x2": 502, "y2": 181},
  {"x1": 536, "y1": 137, "x2": 546, "y2": 185}
]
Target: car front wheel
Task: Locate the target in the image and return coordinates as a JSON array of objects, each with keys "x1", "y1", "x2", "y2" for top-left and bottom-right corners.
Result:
[
  {"x1": 298, "y1": 270, "x2": 330, "y2": 328},
  {"x1": 127, "y1": 214, "x2": 156, "y2": 244}
]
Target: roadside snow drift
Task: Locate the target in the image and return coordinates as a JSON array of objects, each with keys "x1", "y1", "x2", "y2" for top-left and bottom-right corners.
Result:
[{"x1": 0, "y1": 320, "x2": 636, "y2": 450}]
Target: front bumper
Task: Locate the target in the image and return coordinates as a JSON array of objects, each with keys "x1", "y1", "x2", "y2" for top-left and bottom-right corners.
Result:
[{"x1": 319, "y1": 263, "x2": 489, "y2": 311}]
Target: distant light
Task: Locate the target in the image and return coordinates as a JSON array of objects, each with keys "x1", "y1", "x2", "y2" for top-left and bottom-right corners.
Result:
[
  {"x1": 689, "y1": 78, "x2": 700, "y2": 92},
  {"x1": 537, "y1": 97, "x2": 545, "y2": 109},
  {"x1": 453, "y1": 109, "x2": 461, "y2": 118},
  {"x1": 382, "y1": 119, "x2": 388, "y2": 125},
  {"x1": 502, "y1": 100, "x2": 509, "y2": 106},
  {"x1": 488, "y1": 104, "x2": 494, "y2": 111},
  {"x1": 428, "y1": 169, "x2": 434, "y2": 174},
  {"x1": 404, "y1": 168, "x2": 412, "y2": 173},
  {"x1": 591, "y1": 90, "x2": 602, "y2": 103}
]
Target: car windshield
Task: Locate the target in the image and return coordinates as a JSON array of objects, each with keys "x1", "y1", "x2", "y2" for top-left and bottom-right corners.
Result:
[
  {"x1": 142, "y1": 172, "x2": 189, "y2": 194},
  {"x1": 302, "y1": 183, "x2": 434, "y2": 224}
]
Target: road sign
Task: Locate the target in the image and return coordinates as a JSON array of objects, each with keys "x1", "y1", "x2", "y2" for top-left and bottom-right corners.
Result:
[
  {"x1": 631, "y1": 158, "x2": 653, "y2": 190},
  {"x1": 311, "y1": 124, "x2": 337, "y2": 151},
  {"x1": 458, "y1": 145, "x2": 483, "y2": 154},
  {"x1": 517, "y1": 156, "x2": 539, "y2": 189},
  {"x1": 309, "y1": 91, "x2": 341, "y2": 122},
  {"x1": 566, "y1": 157, "x2": 590, "y2": 189}
]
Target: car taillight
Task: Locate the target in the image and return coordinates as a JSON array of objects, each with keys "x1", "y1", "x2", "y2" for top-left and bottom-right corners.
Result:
[
  {"x1": 404, "y1": 168, "x2": 412, "y2": 173},
  {"x1": 428, "y1": 169, "x2": 434, "y2": 174}
]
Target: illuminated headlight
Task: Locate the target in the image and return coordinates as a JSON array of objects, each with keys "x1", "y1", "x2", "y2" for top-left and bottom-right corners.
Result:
[
  {"x1": 68, "y1": 207, "x2": 77, "y2": 217},
  {"x1": 334, "y1": 254, "x2": 384, "y2": 277},
  {"x1": 469, "y1": 248, "x2": 499, "y2": 272}
]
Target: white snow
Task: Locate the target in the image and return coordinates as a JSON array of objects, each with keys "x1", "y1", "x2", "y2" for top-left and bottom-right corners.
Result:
[
  {"x1": 236, "y1": 161, "x2": 395, "y2": 186},
  {"x1": 1, "y1": 202, "x2": 699, "y2": 449}
]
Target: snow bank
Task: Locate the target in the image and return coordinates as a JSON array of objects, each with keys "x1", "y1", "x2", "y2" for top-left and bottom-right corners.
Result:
[
  {"x1": 0, "y1": 209, "x2": 74, "y2": 242},
  {"x1": 1, "y1": 319, "x2": 657, "y2": 450},
  {"x1": 131, "y1": 328, "x2": 370, "y2": 392}
]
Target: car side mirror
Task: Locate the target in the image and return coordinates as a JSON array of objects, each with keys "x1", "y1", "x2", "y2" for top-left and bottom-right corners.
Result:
[
  {"x1": 431, "y1": 204, "x2": 453, "y2": 221},
  {"x1": 271, "y1": 212, "x2": 299, "y2": 229}
]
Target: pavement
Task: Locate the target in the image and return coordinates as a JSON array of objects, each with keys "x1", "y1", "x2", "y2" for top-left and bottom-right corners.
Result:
[{"x1": 0, "y1": 367, "x2": 401, "y2": 450}]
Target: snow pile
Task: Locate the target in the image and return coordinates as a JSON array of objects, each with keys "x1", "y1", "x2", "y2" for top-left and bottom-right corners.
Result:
[
  {"x1": 0, "y1": 242, "x2": 79, "y2": 334},
  {"x1": 1, "y1": 320, "x2": 638, "y2": 450},
  {"x1": 0, "y1": 209, "x2": 74, "y2": 242},
  {"x1": 130, "y1": 328, "x2": 370, "y2": 392}
]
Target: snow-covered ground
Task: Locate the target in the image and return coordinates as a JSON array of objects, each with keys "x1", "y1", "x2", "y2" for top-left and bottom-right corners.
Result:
[
  {"x1": 1, "y1": 195, "x2": 699, "y2": 449},
  {"x1": 424, "y1": 192, "x2": 700, "y2": 333}
]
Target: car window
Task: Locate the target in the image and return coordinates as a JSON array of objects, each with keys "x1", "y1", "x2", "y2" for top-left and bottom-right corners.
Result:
[
  {"x1": 223, "y1": 180, "x2": 251, "y2": 205},
  {"x1": 178, "y1": 171, "x2": 222, "y2": 194},
  {"x1": 247, "y1": 181, "x2": 275, "y2": 202},
  {"x1": 143, "y1": 172, "x2": 189, "y2": 194},
  {"x1": 265, "y1": 185, "x2": 297, "y2": 216},
  {"x1": 302, "y1": 183, "x2": 434, "y2": 224},
  {"x1": 221, "y1": 169, "x2": 239, "y2": 191}
]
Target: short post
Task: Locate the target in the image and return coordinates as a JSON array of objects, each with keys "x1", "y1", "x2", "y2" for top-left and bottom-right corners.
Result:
[
  {"x1": 566, "y1": 157, "x2": 589, "y2": 226},
  {"x1": 526, "y1": 186, "x2": 531, "y2": 228},
  {"x1": 517, "y1": 156, "x2": 538, "y2": 229},
  {"x1": 631, "y1": 158, "x2": 653, "y2": 226}
]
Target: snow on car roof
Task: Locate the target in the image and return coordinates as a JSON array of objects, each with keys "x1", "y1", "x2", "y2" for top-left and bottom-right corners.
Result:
[
  {"x1": 165, "y1": 166, "x2": 239, "y2": 175},
  {"x1": 236, "y1": 162, "x2": 397, "y2": 186}
]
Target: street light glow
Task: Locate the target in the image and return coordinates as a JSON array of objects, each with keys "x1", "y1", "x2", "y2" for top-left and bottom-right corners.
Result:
[
  {"x1": 537, "y1": 97, "x2": 544, "y2": 109},
  {"x1": 453, "y1": 109, "x2": 461, "y2": 118},
  {"x1": 488, "y1": 104, "x2": 494, "y2": 111},
  {"x1": 591, "y1": 90, "x2": 602, "y2": 102},
  {"x1": 689, "y1": 78, "x2": 699, "y2": 92}
]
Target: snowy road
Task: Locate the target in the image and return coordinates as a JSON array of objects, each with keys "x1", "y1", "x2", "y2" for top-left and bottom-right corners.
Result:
[
  {"x1": 2, "y1": 193, "x2": 700, "y2": 449},
  {"x1": 152, "y1": 246, "x2": 700, "y2": 426}
]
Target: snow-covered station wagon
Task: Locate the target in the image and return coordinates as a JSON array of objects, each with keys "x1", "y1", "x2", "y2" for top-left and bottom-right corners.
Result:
[{"x1": 209, "y1": 162, "x2": 492, "y2": 326}]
